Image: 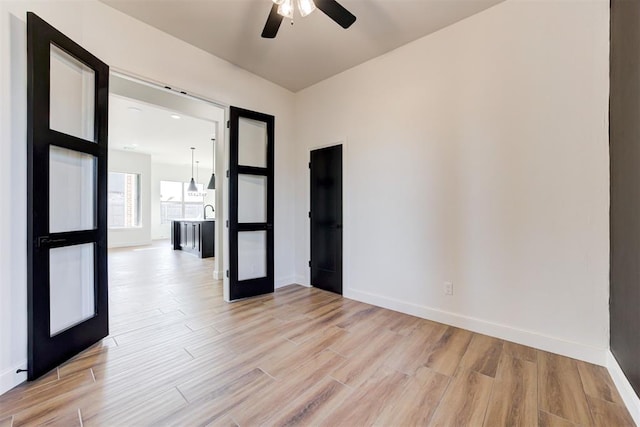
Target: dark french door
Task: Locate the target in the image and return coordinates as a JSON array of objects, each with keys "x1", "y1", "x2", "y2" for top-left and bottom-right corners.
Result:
[
  {"x1": 310, "y1": 145, "x2": 343, "y2": 295},
  {"x1": 27, "y1": 13, "x2": 109, "y2": 380},
  {"x1": 228, "y1": 107, "x2": 275, "y2": 300}
]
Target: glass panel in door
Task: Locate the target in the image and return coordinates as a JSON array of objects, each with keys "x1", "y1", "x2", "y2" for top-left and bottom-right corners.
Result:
[
  {"x1": 49, "y1": 243, "x2": 96, "y2": 336},
  {"x1": 49, "y1": 145, "x2": 96, "y2": 233},
  {"x1": 238, "y1": 117, "x2": 267, "y2": 167},
  {"x1": 238, "y1": 231, "x2": 267, "y2": 281},
  {"x1": 238, "y1": 174, "x2": 267, "y2": 223},
  {"x1": 49, "y1": 44, "x2": 95, "y2": 142}
]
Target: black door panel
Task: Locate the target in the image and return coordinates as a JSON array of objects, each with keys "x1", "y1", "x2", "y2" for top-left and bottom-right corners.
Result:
[
  {"x1": 310, "y1": 145, "x2": 343, "y2": 295},
  {"x1": 228, "y1": 107, "x2": 275, "y2": 300},
  {"x1": 27, "y1": 12, "x2": 109, "y2": 380}
]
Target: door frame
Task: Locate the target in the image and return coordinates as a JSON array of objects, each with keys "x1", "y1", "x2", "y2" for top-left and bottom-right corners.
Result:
[{"x1": 307, "y1": 140, "x2": 349, "y2": 295}]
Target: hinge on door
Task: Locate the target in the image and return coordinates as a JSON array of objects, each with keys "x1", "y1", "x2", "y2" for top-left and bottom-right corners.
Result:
[
  {"x1": 226, "y1": 270, "x2": 229, "y2": 278},
  {"x1": 227, "y1": 120, "x2": 230, "y2": 128},
  {"x1": 308, "y1": 211, "x2": 311, "y2": 218},
  {"x1": 226, "y1": 220, "x2": 229, "y2": 228},
  {"x1": 308, "y1": 260, "x2": 311, "y2": 268},
  {"x1": 226, "y1": 170, "x2": 230, "y2": 178},
  {"x1": 308, "y1": 162, "x2": 311, "y2": 169}
]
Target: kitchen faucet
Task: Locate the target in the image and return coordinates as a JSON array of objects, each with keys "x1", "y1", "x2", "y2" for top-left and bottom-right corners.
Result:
[{"x1": 204, "y1": 204, "x2": 215, "y2": 219}]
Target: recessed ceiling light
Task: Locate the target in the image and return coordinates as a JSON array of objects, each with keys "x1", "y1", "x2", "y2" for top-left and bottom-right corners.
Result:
[
  {"x1": 171, "y1": 114, "x2": 181, "y2": 119},
  {"x1": 127, "y1": 106, "x2": 141, "y2": 113}
]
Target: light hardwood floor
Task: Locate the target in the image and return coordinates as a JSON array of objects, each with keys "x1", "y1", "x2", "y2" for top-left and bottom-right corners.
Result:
[{"x1": 0, "y1": 241, "x2": 634, "y2": 426}]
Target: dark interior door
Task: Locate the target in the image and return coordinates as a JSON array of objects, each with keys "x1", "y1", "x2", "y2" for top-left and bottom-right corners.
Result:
[
  {"x1": 27, "y1": 12, "x2": 109, "y2": 380},
  {"x1": 228, "y1": 107, "x2": 275, "y2": 301},
  {"x1": 310, "y1": 145, "x2": 343, "y2": 295}
]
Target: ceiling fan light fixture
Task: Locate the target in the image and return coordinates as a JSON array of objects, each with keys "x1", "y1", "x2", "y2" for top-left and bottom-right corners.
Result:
[
  {"x1": 262, "y1": 0, "x2": 355, "y2": 39},
  {"x1": 297, "y1": 0, "x2": 316, "y2": 17},
  {"x1": 277, "y1": 0, "x2": 294, "y2": 19}
]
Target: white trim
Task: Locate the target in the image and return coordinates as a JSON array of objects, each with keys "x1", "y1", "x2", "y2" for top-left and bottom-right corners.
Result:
[
  {"x1": 107, "y1": 240, "x2": 151, "y2": 249},
  {"x1": 308, "y1": 141, "x2": 346, "y2": 151},
  {"x1": 607, "y1": 351, "x2": 640, "y2": 425},
  {"x1": 344, "y1": 287, "x2": 609, "y2": 366},
  {"x1": 213, "y1": 270, "x2": 223, "y2": 280},
  {"x1": 294, "y1": 275, "x2": 309, "y2": 286},
  {"x1": 222, "y1": 105, "x2": 230, "y2": 303},
  {"x1": 0, "y1": 360, "x2": 27, "y2": 396},
  {"x1": 275, "y1": 275, "x2": 296, "y2": 288},
  {"x1": 110, "y1": 69, "x2": 229, "y2": 110}
]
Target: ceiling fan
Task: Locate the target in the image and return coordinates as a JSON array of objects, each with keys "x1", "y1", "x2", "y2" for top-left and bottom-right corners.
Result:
[{"x1": 261, "y1": 0, "x2": 357, "y2": 38}]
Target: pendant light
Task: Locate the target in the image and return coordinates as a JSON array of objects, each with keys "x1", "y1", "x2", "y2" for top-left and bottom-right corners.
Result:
[
  {"x1": 187, "y1": 147, "x2": 198, "y2": 193},
  {"x1": 207, "y1": 138, "x2": 216, "y2": 190}
]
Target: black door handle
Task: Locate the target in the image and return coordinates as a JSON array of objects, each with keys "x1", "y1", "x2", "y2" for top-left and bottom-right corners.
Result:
[{"x1": 37, "y1": 236, "x2": 67, "y2": 247}]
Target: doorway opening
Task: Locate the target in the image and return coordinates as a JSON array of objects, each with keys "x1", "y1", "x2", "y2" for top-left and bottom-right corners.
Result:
[
  {"x1": 105, "y1": 74, "x2": 228, "y2": 343},
  {"x1": 107, "y1": 73, "x2": 225, "y2": 275}
]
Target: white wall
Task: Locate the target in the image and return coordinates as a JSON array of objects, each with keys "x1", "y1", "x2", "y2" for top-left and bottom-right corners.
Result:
[
  {"x1": 294, "y1": 0, "x2": 610, "y2": 364},
  {"x1": 0, "y1": 8, "x2": 27, "y2": 395},
  {"x1": 108, "y1": 149, "x2": 152, "y2": 248},
  {"x1": 151, "y1": 162, "x2": 216, "y2": 240},
  {"x1": 0, "y1": 0, "x2": 296, "y2": 394}
]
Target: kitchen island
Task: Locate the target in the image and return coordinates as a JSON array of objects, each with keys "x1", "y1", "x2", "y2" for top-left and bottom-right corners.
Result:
[{"x1": 171, "y1": 219, "x2": 215, "y2": 258}]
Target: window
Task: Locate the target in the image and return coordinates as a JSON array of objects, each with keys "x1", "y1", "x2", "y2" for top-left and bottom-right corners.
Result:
[
  {"x1": 160, "y1": 180, "x2": 205, "y2": 224},
  {"x1": 108, "y1": 172, "x2": 140, "y2": 228}
]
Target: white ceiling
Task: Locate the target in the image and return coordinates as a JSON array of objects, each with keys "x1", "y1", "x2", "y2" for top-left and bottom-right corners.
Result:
[
  {"x1": 100, "y1": 0, "x2": 504, "y2": 92},
  {"x1": 109, "y1": 94, "x2": 217, "y2": 170}
]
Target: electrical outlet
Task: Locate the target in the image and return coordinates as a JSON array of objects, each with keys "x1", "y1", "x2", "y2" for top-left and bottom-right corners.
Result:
[{"x1": 444, "y1": 281, "x2": 453, "y2": 295}]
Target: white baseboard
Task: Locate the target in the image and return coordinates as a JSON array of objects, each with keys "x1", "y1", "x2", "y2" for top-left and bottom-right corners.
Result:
[
  {"x1": 294, "y1": 275, "x2": 309, "y2": 287},
  {"x1": 213, "y1": 270, "x2": 223, "y2": 280},
  {"x1": 0, "y1": 360, "x2": 27, "y2": 396},
  {"x1": 344, "y1": 287, "x2": 609, "y2": 366},
  {"x1": 607, "y1": 351, "x2": 640, "y2": 425},
  {"x1": 107, "y1": 240, "x2": 152, "y2": 249},
  {"x1": 275, "y1": 275, "x2": 296, "y2": 289}
]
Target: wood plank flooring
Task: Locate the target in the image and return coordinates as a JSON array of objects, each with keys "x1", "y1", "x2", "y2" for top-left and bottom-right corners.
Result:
[{"x1": 0, "y1": 241, "x2": 634, "y2": 426}]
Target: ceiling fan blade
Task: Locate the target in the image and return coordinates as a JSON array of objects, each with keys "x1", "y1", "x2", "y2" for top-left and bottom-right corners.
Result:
[
  {"x1": 261, "y1": 3, "x2": 284, "y2": 38},
  {"x1": 315, "y1": 0, "x2": 356, "y2": 29}
]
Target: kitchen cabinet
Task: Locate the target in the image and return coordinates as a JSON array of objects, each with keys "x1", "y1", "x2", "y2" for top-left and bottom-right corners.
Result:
[{"x1": 171, "y1": 219, "x2": 215, "y2": 258}]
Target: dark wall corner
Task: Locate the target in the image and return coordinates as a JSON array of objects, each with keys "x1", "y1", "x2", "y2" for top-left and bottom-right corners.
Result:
[{"x1": 610, "y1": 0, "x2": 640, "y2": 398}]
